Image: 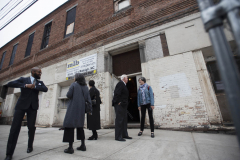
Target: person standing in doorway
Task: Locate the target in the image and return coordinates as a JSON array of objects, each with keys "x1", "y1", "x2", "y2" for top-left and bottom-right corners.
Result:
[
  {"x1": 113, "y1": 74, "x2": 132, "y2": 141},
  {"x1": 62, "y1": 73, "x2": 92, "y2": 154},
  {"x1": 137, "y1": 77, "x2": 155, "y2": 138},
  {"x1": 4, "y1": 67, "x2": 48, "y2": 160},
  {"x1": 87, "y1": 80, "x2": 101, "y2": 140}
]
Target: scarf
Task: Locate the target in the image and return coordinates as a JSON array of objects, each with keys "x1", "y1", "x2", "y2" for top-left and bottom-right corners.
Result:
[{"x1": 140, "y1": 83, "x2": 148, "y2": 105}]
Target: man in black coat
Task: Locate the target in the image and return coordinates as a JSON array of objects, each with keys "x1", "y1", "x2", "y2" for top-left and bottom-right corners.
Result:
[
  {"x1": 4, "y1": 67, "x2": 48, "y2": 160},
  {"x1": 113, "y1": 74, "x2": 132, "y2": 141}
]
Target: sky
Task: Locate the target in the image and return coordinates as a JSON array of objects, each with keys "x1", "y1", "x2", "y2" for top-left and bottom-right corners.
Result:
[{"x1": 0, "y1": 0, "x2": 68, "y2": 48}]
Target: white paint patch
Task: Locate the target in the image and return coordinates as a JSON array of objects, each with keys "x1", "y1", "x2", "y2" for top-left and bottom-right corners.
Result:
[
  {"x1": 159, "y1": 73, "x2": 192, "y2": 97},
  {"x1": 155, "y1": 105, "x2": 167, "y2": 109}
]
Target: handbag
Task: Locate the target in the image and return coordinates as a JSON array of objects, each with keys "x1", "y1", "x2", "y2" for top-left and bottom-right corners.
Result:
[
  {"x1": 91, "y1": 88, "x2": 97, "y2": 106},
  {"x1": 81, "y1": 85, "x2": 92, "y2": 114}
]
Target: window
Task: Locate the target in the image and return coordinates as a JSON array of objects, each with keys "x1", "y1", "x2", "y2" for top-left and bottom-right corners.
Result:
[
  {"x1": 41, "y1": 22, "x2": 52, "y2": 49},
  {"x1": 9, "y1": 44, "x2": 18, "y2": 66},
  {"x1": 0, "y1": 51, "x2": 6, "y2": 70},
  {"x1": 58, "y1": 86, "x2": 70, "y2": 109},
  {"x1": 207, "y1": 58, "x2": 240, "y2": 93},
  {"x1": 65, "y1": 7, "x2": 76, "y2": 38},
  {"x1": 114, "y1": 0, "x2": 130, "y2": 12},
  {"x1": 25, "y1": 32, "x2": 35, "y2": 57}
]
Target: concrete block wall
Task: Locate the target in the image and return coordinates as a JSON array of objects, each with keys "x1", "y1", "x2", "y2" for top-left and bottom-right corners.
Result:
[
  {"x1": 146, "y1": 51, "x2": 210, "y2": 128},
  {"x1": 145, "y1": 36, "x2": 163, "y2": 61}
]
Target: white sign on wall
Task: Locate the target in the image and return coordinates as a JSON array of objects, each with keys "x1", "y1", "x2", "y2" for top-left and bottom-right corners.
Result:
[
  {"x1": 159, "y1": 73, "x2": 192, "y2": 98},
  {"x1": 66, "y1": 54, "x2": 97, "y2": 80}
]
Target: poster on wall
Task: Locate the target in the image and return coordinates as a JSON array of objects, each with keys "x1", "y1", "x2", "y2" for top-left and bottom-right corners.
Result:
[{"x1": 66, "y1": 54, "x2": 97, "y2": 80}]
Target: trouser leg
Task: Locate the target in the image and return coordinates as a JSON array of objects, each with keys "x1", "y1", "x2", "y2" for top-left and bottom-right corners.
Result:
[
  {"x1": 140, "y1": 105, "x2": 147, "y2": 131},
  {"x1": 63, "y1": 128, "x2": 74, "y2": 142},
  {"x1": 147, "y1": 104, "x2": 154, "y2": 132},
  {"x1": 92, "y1": 130, "x2": 97, "y2": 136},
  {"x1": 114, "y1": 105, "x2": 124, "y2": 140},
  {"x1": 26, "y1": 108, "x2": 37, "y2": 148},
  {"x1": 122, "y1": 105, "x2": 128, "y2": 137},
  {"x1": 6, "y1": 109, "x2": 25, "y2": 155},
  {"x1": 69, "y1": 142, "x2": 73, "y2": 148},
  {"x1": 77, "y1": 127, "x2": 85, "y2": 140}
]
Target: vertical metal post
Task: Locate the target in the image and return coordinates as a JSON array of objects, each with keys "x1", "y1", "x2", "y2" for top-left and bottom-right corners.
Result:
[
  {"x1": 197, "y1": 0, "x2": 240, "y2": 146},
  {"x1": 226, "y1": 7, "x2": 240, "y2": 56}
]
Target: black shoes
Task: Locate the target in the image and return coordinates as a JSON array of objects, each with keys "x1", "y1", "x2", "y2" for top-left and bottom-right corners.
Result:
[
  {"x1": 88, "y1": 135, "x2": 98, "y2": 140},
  {"x1": 138, "y1": 131, "x2": 154, "y2": 138},
  {"x1": 123, "y1": 136, "x2": 132, "y2": 139},
  {"x1": 27, "y1": 147, "x2": 33, "y2": 153},
  {"x1": 138, "y1": 131, "x2": 143, "y2": 136},
  {"x1": 77, "y1": 144, "x2": 86, "y2": 151},
  {"x1": 115, "y1": 138, "x2": 126, "y2": 142},
  {"x1": 4, "y1": 155, "x2": 12, "y2": 160},
  {"x1": 151, "y1": 133, "x2": 155, "y2": 138},
  {"x1": 64, "y1": 147, "x2": 74, "y2": 154}
]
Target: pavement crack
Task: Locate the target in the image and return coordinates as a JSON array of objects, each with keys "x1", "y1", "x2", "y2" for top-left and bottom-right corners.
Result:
[{"x1": 191, "y1": 132, "x2": 201, "y2": 160}]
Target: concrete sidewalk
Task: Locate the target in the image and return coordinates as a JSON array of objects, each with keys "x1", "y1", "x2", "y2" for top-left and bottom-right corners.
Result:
[{"x1": 0, "y1": 125, "x2": 239, "y2": 160}]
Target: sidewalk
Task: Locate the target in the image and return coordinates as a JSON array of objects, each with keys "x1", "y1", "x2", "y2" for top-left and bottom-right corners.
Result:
[{"x1": 0, "y1": 125, "x2": 239, "y2": 160}]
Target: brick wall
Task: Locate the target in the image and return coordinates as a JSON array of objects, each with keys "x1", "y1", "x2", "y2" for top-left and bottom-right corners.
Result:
[
  {"x1": 0, "y1": 0, "x2": 199, "y2": 83},
  {"x1": 147, "y1": 52, "x2": 209, "y2": 128}
]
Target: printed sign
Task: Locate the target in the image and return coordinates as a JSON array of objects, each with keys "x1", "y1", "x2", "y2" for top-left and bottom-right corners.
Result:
[{"x1": 66, "y1": 54, "x2": 97, "y2": 80}]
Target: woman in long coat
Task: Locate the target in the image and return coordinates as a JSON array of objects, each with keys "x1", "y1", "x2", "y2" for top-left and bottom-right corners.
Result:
[
  {"x1": 87, "y1": 80, "x2": 101, "y2": 140},
  {"x1": 62, "y1": 73, "x2": 92, "y2": 154}
]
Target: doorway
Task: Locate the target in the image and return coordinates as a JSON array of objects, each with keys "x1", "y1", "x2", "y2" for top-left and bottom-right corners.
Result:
[
  {"x1": 126, "y1": 76, "x2": 140, "y2": 123},
  {"x1": 207, "y1": 57, "x2": 240, "y2": 122}
]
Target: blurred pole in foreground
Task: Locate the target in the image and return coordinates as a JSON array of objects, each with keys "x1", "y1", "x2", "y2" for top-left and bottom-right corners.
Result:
[{"x1": 197, "y1": 0, "x2": 240, "y2": 146}]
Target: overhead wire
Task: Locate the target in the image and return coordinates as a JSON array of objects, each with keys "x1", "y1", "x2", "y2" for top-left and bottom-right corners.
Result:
[
  {"x1": 0, "y1": 0, "x2": 14, "y2": 12},
  {"x1": 0, "y1": 0, "x2": 37, "y2": 30},
  {"x1": 0, "y1": 0, "x2": 23, "y2": 21},
  {"x1": 0, "y1": 0, "x2": 20, "y2": 17}
]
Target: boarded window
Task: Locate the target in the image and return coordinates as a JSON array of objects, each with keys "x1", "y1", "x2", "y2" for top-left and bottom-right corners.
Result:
[
  {"x1": 0, "y1": 51, "x2": 6, "y2": 70},
  {"x1": 112, "y1": 49, "x2": 141, "y2": 76},
  {"x1": 41, "y1": 22, "x2": 52, "y2": 49},
  {"x1": 25, "y1": 33, "x2": 35, "y2": 57},
  {"x1": 65, "y1": 7, "x2": 76, "y2": 38},
  {"x1": 9, "y1": 44, "x2": 18, "y2": 66},
  {"x1": 114, "y1": 0, "x2": 131, "y2": 12}
]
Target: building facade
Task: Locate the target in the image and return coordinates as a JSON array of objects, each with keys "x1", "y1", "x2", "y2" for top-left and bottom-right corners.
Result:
[{"x1": 0, "y1": 0, "x2": 236, "y2": 129}]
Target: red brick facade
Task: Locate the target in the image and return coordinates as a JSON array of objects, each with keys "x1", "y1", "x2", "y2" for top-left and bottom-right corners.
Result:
[{"x1": 0, "y1": 0, "x2": 199, "y2": 82}]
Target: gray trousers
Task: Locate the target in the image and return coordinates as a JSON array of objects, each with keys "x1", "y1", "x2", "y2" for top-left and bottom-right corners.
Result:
[{"x1": 114, "y1": 104, "x2": 129, "y2": 140}]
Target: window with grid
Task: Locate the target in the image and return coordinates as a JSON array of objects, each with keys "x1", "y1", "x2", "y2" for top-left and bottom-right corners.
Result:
[
  {"x1": 41, "y1": 22, "x2": 52, "y2": 49},
  {"x1": 9, "y1": 44, "x2": 18, "y2": 66},
  {"x1": 25, "y1": 32, "x2": 35, "y2": 57},
  {"x1": 114, "y1": 0, "x2": 130, "y2": 12},
  {"x1": 65, "y1": 7, "x2": 76, "y2": 38},
  {"x1": 0, "y1": 51, "x2": 6, "y2": 70}
]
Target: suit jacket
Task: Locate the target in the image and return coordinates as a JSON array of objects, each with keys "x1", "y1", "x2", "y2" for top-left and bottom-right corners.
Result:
[
  {"x1": 7, "y1": 77, "x2": 48, "y2": 110},
  {"x1": 113, "y1": 81, "x2": 129, "y2": 106}
]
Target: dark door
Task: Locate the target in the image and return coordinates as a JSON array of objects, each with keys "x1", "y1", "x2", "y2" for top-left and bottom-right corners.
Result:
[
  {"x1": 207, "y1": 59, "x2": 240, "y2": 122},
  {"x1": 126, "y1": 76, "x2": 140, "y2": 123}
]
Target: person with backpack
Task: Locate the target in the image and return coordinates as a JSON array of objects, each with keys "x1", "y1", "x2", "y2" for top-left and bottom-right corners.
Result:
[{"x1": 137, "y1": 77, "x2": 155, "y2": 138}]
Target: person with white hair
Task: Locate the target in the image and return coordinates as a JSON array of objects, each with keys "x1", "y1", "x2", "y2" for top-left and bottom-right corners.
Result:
[{"x1": 112, "y1": 74, "x2": 132, "y2": 141}]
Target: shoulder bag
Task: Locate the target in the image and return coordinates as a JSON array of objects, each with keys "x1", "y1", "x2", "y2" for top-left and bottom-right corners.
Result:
[{"x1": 81, "y1": 85, "x2": 92, "y2": 114}]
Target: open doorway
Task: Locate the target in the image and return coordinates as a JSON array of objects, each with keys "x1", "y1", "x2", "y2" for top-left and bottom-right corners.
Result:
[{"x1": 126, "y1": 76, "x2": 140, "y2": 123}]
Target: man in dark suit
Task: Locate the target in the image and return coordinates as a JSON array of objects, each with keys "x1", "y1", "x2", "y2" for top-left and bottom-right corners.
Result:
[
  {"x1": 113, "y1": 74, "x2": 132, "y2": 141},
  {"x1": 4, "y1": 67, "x2": 48, "y2": 160}
]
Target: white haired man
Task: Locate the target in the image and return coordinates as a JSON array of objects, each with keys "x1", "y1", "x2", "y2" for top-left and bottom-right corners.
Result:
[{"x1": 112, "y1": 74, "x2": 132, "y2": 141}]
